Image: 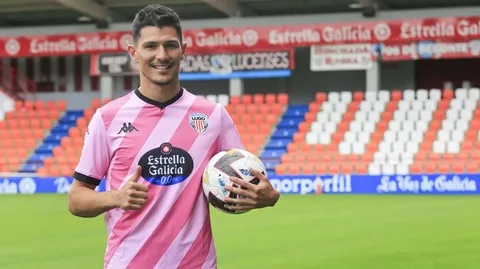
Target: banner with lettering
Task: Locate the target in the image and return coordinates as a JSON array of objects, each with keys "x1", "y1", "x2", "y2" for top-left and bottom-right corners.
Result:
[
  {"x1": 268, "y1": 174, "x2": 479, "y2": 195},
  {"x1": 373, "y1": 39, "x2": 480, "y2": 61},
  {"x1": 90, "y1": 49, "x2": 294, "y2": 80},
  {"x1": 2, "y1": 16, "x2": 480, "y2": 57},
  {"x1": 310, "y1": 44, "x2": 373, "y2": 71},
  {"x1": 0, "y1": 174, "x2": 478, "y2": 195}
]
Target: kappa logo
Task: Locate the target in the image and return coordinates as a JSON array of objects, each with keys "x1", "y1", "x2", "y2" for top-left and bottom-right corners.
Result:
[
  {"x1": 117, "y1": 122, "x2": 139, "y2": 134},
  {"x1": 189, "y1": 113, "x2": 209, "y2": 133}
]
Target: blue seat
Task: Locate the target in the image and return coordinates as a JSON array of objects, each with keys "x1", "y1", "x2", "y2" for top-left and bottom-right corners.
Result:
[
  {"x1": 260, "y1": 150, "x2": 286, "y2": 159},
  {"x1": 271, "y1": 128, "x2": 297, "y2": 139}
]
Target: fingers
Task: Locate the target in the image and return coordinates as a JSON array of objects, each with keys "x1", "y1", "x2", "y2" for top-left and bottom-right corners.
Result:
[
  {"x1": 249, "y1": 168, "x2": 267, "y2": 181},
  {"x1": 229, "y1": 176, "x2": 257, "y2": 190},
  {"x1": 224, "y1": 184, "x2": 256, "y2": 200},
  {"x1": 227, "y1": 204, "x2": 255, "y2": 211},
  {"x1": 131, "y1": 182, "x2": 148, "y2": 192},
  {"x1": 130, "y1": 190, "x2": 148, "y2": 199},
  {"x1": 128, "y1": 166, "x2": 142, "y2": 183},
  {"x1": 224, "y1": 197, "x2": 256, "y2": 206}
]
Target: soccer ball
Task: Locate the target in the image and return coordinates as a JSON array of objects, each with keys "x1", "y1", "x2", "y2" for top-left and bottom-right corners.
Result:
[{"x1": 202, "y1": 148, "x2": 267, "y2": 214}]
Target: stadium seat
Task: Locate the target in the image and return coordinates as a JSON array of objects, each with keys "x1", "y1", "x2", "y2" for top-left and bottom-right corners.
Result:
[
  {"x1": 0, "y1": 100, "x2": 66, "y2": 173},
  {"x1": 274, "y1": 88, "x2": 480, "y2": 175}
]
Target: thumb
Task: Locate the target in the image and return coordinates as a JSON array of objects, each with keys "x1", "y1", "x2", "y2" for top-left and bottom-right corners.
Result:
[{"x1": 128, "y1": 166, "x2": 142, "y2": 182}]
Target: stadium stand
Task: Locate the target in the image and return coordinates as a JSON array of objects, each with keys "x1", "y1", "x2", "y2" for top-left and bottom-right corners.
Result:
[{"x1": 2, "y1": 88, "x2": 480, "y2": 177}]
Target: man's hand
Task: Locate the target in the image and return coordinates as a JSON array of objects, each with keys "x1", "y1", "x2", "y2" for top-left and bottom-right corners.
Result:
[
  {"x1": 114, "y1": 166, "x2": 149, "y2": 210},
  {"x1": 224, "y1": 168, "x2": 280, "y2": 211}
]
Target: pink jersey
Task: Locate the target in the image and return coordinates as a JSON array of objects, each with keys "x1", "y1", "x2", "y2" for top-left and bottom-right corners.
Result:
[{"x1": 73, "y1": 88, "x2": 244, "y2": 269}]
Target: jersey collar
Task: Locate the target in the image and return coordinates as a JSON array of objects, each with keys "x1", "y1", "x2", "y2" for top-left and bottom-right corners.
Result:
[{"x1": 134, "y1": 86, "x2": 184, "y2": 109}]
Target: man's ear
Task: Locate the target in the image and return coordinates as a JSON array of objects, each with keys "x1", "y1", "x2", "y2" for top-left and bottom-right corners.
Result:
[
  {"x1": 127, "y1": 44, "x2": 138, "y2": 63},
  {"x1": 181, "y1": 42, "x2": 188, "y2": 61}
]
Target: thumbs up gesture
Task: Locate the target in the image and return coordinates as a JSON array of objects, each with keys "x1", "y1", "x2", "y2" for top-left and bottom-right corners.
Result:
[{"x1": 116, "y1": 166, "x2": 149, "y2": 210}]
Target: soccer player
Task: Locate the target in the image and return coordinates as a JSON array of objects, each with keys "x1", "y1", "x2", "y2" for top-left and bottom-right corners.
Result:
[{"x1": 67, "y1": 4, "x2": 280, "y2": 269}]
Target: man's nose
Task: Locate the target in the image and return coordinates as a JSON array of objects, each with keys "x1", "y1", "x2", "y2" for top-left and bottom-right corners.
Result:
[{"x1": 155, "y1": 46, "x2": 169, "y2": 60}]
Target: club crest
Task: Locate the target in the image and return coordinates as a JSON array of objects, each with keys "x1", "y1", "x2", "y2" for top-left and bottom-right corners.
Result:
[{"x1": 189, "y1": 113, "x2": 209, "y2": 133}]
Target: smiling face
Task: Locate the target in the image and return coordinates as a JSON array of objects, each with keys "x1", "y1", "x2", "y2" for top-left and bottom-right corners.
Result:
[{"x1": 128, "y1": 26, "x2": 187, "y2": 87}]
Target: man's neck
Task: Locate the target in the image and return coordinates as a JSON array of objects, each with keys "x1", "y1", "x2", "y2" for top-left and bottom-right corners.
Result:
[{"x1": 138, "y1": 79, "x2": 181, "y2": 103}]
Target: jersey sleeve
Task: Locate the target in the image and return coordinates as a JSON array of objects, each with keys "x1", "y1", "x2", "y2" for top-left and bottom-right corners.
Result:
[
  {"x1": 73, "y1": 109, "x2": 111, "y2": 186},
  {"x1": 218, "y1": 104, "x2": 245, "y2": 152}
]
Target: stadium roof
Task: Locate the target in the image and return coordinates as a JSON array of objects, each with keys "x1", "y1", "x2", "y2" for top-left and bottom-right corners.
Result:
[{"x1": 0, "y1": 0, "x2": 478, "y2": 28}]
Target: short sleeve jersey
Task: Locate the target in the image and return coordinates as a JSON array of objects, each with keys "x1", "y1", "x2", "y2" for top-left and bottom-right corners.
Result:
[{"x1": 74, "y1": 88, "x2": 244, "y2": 269}]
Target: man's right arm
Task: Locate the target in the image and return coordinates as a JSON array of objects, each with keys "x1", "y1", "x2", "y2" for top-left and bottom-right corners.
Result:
[{"x1": 67, "y1": 109, "x2": 115, "y2": 218}]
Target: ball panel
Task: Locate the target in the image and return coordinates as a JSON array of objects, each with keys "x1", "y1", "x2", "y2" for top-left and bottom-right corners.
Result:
[{"x1": 202, "y1": 148, "x2": 266, "y2": 215}]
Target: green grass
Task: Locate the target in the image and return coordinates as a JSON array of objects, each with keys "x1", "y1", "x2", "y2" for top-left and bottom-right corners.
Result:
[{"x1": 0, "y1": 194, "x2": 479, "y2": 269}]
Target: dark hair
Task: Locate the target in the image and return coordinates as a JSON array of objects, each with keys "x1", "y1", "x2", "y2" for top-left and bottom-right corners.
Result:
[{"x1": 132, "y1": 4, "x2": 183, "y2": 43}]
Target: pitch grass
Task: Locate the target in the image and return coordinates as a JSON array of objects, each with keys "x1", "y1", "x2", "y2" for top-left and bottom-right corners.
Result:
[{"x1": 0, "y1": 194, "x2": 479, "y2": 269}]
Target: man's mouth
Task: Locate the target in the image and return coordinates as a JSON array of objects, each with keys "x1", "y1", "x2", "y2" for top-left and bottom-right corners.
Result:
[{"x1": 150, "y1": 63, "x2": 173, "y2": 70}]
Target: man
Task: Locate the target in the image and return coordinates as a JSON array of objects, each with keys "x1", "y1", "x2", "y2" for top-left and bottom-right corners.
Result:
[{"x1": 67, "y1": 4, "x2": 280, "y2": 269}]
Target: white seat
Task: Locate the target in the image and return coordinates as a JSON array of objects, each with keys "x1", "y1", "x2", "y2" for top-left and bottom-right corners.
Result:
[
  {"x1": 357, "y1": 133, "x2": 370, "y2": 144},
  {"x1": 360, "y1": 102, "x2": 372, "y2": 112},
  {"x1": 365, "y1": 91, "x2": 377, "y2": 101},
  {"x1": 311, "y1": 122, "x2": 322, "y2": 132},
  {"x1": 450, "y1": 99, "x2": 463, "y2": 110},
  {"x1": 329, "y1": 112, "x2": 342, "y2": 124},
  {"x1": 451, "y1": 130, "x2": 465, "y2": 142},
  {"x1": 355, "y1": 111, "x2": 367, "y2": 121},
  {"x1": 447, "y1": 141, "x2": 460, "y2": 153},
  {"x1": 456, "y1": 88, "x2": 468, "y2": 99},
  {"x1": 388, "y1": 121, "x2": 401, "y2": 132},
  {"x1": 340, "y1": 91, "x2": 352, "y2": 103},
  {"x1": 401, "y1": 153, "x2": 414, "y2": 164},
  {"x1": 334, "y1": 103, "x2": 347, "y2": 113},
  {"x1": 415, "y1": 121, "x2": 428, "y2": 133},
  {"x1": 398, "y1": 100, "x2": 410, "y2": 111},
  {"x1": 352, "y1": 143, "x2": 365, "y2": 154},
  {"x1": 374, "y1": 152, "x2": 386, "y2": 162},
  {"x1": 324, "y1": 122, "x2": 337, "y2": 134},
  {"x1": 433, "y1": 141, "x2": 446, "y2": 153},
  {"x1": 217, "y1": 94, "x2": 229, "y2": 106},
  {"x1": 442, "y1": 120, "x2": 454, "y2": 131},
  {"x1": 430, "y1": 89, "x2": 442, "y2": 100},
  {"x1": 446, "y1": 110, "x2": 459, "y2": 121},
  {"x1": 362, "y1": 121, "x2": 375, "y2": 133},
  {"x1": 328, "y1": 92, "x2": 340, "y2": 103},
  {"x1": 378, "y1": 90, "x2": 390, "y2": 102},
  {"x1": 416, "y1": 89, "x2": 429, "y2": 100},
  {"x1": 396, "y1": 164, "x2": 410, "y2": 175},
  {"x1": 407, "y1": 110, "x2": 420, "y2": 121},
  {"x1": 306, "y1": 132, "x2": 319, "y2": 144},
  {"x1": 402, "y1": 121, "x2": 414, "y2": 132},
  {"x1": 321, "y1": 102, "x2": 333, "y2": 112},
  {"x1": 367, "y1": 111, "x2": 381, "y2": 122},
  {"x1": 338, "y1": 141, "x2": 351, "y2": 155},
  {"x1": 424, "y1": 100, "x2": 437, "y2": 111},
  {"x1": 384, "y1": 131, "x2": 396, "y2": 143},
  {"x1": 411, "y1": 100, "x2": 424, "y2": 111},
  {"x1": 350, "y1": 121, "x2": 362, "y2": 132},
  {"x1": 318, "y1": 133, "x2": 331, "y2": 144},
  {"x1": 379, "y1": 142, "x2": 391, "y2": 153},
  {"x1": 344, "y1": 131, "x2": 357, "y2": 143},
  {"x1": 403, "y1": 89, "x2": 415, "y2": 100},
  {"x1": 368, "y1": 164, "x2": 382, "y2": 175},
  {"x1": 437, "y1": 130, "x2": 450, "y2": 142},
  {"x1": 469, "y1": 88, "x2": 480, "y2": 100},
  {"x1": 372, "y1": 101, "x2": 386, "y2": 112},
  {"x1": 392, "y1": 142, "x2": 405, "y2": 153},
  {"x1": 456, "y1": 121, "x2": 469, "y2": 132},
  {"x1": 394, "y1": 110, "x2": 406, "y2": 121},
  {"x1": 419, "y1": 110, "x2": 433, "y2": 122},
  {"x1": 397, "y1": 131, "x2": 411, "y2": 143},
  {"x1": 464, "y1": 99, "x2": 477, "y2": 111},
  {"x1": 316, "y1": 113, "x2": 329, "y2": 123},
  {"x1": 382, "y1": 164, "x2": 395, "y2": 175}
]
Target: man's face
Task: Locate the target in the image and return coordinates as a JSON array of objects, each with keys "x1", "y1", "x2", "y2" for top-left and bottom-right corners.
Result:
[{"x1": 128, "y1": 26, "x2": 186, "y2": 86}]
